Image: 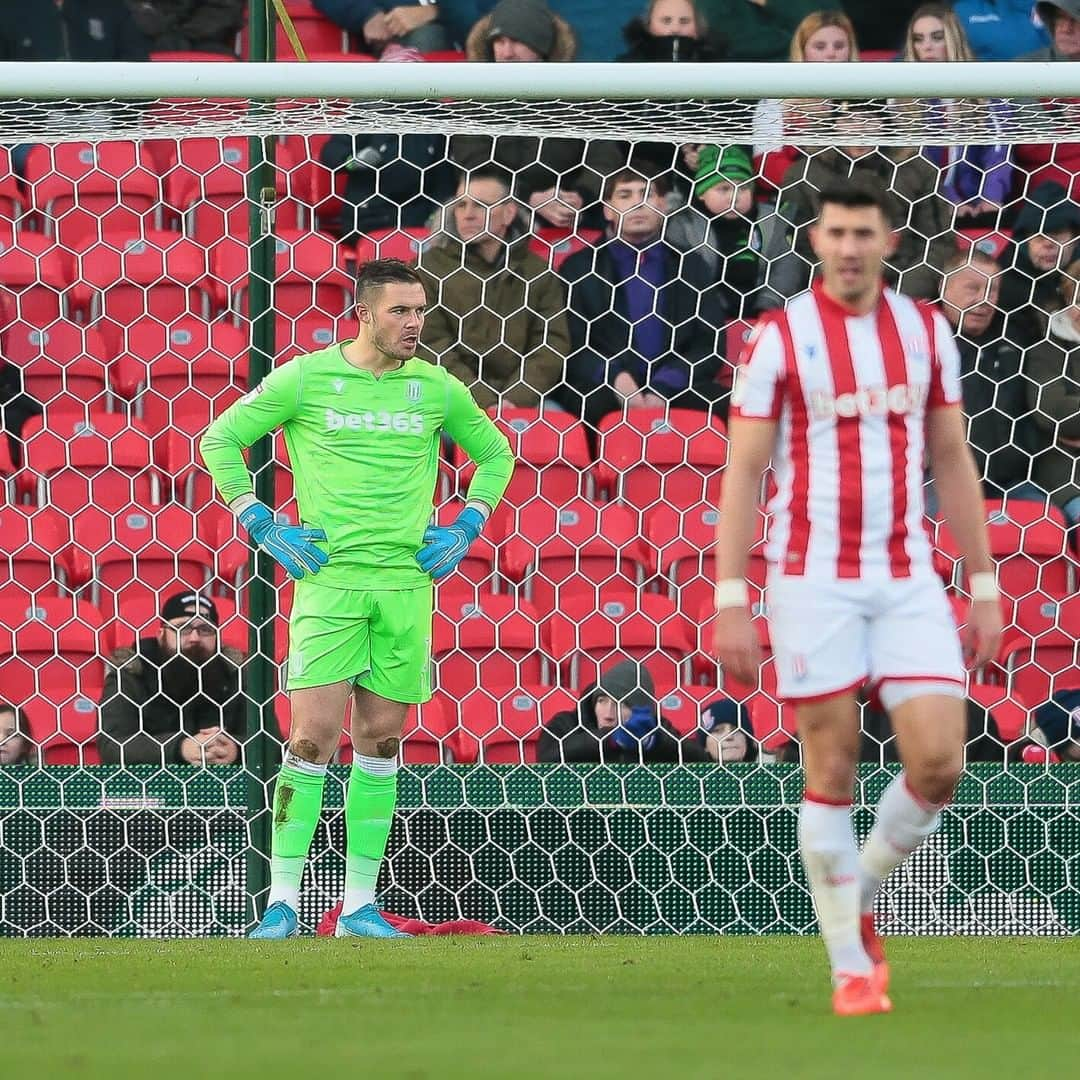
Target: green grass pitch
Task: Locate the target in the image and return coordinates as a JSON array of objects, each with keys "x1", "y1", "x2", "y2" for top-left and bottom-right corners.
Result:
[{"x1": 4, "y1": 937, "x2": 1078, "y2": 1079}]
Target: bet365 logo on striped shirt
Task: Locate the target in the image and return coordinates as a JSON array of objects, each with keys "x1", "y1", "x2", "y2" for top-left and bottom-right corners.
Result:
[{"x1": 325, "y1": 408, "x2": 423, "y2": 434}]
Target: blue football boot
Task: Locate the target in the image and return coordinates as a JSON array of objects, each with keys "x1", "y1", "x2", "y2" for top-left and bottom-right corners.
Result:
[
  {"x1": 335, "y1": 904, "x2": 412, "y2": 938},
  {"x1": 248, "y1": 901, "x2": 299, "y2": 939}
]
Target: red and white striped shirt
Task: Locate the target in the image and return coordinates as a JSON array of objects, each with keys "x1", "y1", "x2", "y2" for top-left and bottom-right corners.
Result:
[{"x1": 731, "y1": 281, "x2": 962, "y2": 580}]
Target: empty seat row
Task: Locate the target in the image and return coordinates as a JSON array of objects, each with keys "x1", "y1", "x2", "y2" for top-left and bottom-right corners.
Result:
[{"x1": 0, "y1": 228, "x2": 353, "y2": 332}]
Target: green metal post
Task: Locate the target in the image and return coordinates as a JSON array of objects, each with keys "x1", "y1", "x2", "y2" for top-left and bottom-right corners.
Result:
[{"x1": 244, "y1": 0, "x2": 278, "y2": 922}]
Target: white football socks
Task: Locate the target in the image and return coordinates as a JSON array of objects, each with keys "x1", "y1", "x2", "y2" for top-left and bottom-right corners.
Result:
[
  {"x1": 799, "y1": 795, "x2": 872, "y2": 979},
  {"x1": 859, "y1": 772, "x2": 942, "y2": 915}
]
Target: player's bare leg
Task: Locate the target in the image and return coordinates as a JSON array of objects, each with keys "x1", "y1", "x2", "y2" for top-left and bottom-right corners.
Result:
[
  {"x1": 858, "y1": 688, "x2": 965, "y2": 990},
  {"x1": 335, "y1": 686, "x2": 412, "y2": 938},
  {"x1": 251, "y1": 682, "x2": 352, "y2": 938},
  {"x1": 798, "y1": 693, "x2": 890, "y2": 1015}
]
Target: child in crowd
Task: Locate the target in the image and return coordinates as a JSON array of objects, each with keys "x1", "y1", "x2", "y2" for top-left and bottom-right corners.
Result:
[{"x1": 666, "y1": 144, "x2": 767, "y2": 318}]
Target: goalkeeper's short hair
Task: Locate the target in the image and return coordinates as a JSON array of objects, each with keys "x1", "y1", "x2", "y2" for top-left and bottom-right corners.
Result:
[{"x1": 354, "y1": 258, "x2": 426, "y2": 305}]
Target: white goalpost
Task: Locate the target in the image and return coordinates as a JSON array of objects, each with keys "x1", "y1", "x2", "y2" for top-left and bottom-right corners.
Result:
[{"x1": 0, "y1": 58, "x2": 1077, "y2": 939}]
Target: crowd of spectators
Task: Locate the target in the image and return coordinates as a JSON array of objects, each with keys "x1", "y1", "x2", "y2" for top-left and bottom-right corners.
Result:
[{"x1": 1, "y1": 2, "x2": 1079, "y2": 770}]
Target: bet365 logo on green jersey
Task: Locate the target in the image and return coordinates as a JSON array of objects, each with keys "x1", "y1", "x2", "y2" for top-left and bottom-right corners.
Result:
[{"x1": 325, "y1": 408, "x2": 424, "y2": 435}]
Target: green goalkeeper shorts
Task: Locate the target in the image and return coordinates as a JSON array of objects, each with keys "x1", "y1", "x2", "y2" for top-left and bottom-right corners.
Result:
[{"x1": 285, "y1": 580, "x2": 433, "y2": 703}]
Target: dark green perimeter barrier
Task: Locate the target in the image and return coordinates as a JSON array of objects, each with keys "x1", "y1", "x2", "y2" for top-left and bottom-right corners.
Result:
[{"x1": 1, "y1": 764, "x2": 1078, "y2": 936}]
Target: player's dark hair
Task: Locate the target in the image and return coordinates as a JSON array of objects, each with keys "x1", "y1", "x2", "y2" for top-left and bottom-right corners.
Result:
[
  {"x1": 814, "y1": 172, "x2": 896, "y2": 227},
  {"x1": 602, "y1": 166, "x2": 671, "y2": 203},
  {"x1": 354, "y1": 259, "x2": 426, "y2": 306}
]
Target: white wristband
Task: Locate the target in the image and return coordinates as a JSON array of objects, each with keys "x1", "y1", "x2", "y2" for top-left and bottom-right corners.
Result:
[
  {"x1": 229, "y1": 493, "x2": 259, "y2": 516},
  {"x1": 714, "y1": 579, "x2": 749, "y2": 610},
  {"x1": 969, "y1": 571, "x2": 998, "y2": 603}
]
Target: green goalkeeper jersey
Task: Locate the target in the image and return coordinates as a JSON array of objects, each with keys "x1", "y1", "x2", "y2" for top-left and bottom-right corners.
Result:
[{"x1": 199, "y1": 345, "x2": 514, "y2": 590}]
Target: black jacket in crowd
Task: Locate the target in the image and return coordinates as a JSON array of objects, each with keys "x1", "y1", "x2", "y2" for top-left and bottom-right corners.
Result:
[
  {"x1": 97, "y1": 637, "x2": 245, "y2": 765},
  {"x1": 956, "y1": 314, "x2": 1041, "y2": 498},
  {"x1": 616, "y1": 19, "x2": 722, "y2": 62},
  {"x1": 319, "y1": 131, "x2": 457, "y2": 241},
  {"x1": 556, "y1": 238, "x2": 729, "y2": 426},
  {"x1": 0, "y1": 0, "x2": 149, "y2": 60},
  {"x1": 0, "y1": 361, "x2": 42, "y2": 467},
  {"x1": 128, "y1": 0, "x2": 246, "y2": 55},
  {"x1": 537, "y1": 681, "x2": 709, "y2": 765},
  {"x1": 999, "y1": 181, "x2": 1080, "y2": 347}
]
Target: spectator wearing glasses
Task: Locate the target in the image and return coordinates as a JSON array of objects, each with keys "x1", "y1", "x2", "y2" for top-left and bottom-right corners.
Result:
[{"x1": 98, "y1": 591, "x2": 245, "y2": 767}]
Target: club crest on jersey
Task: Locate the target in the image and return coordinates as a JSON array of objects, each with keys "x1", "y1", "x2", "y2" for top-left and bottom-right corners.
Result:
[
  {"x1": 407, "y1": 380, "x2": 422, "y2": 402},
  {"x1": 333, "y1": 379, "x2": 345, "y2": 394},
  {"x1": 791, "y1": 655, "x2": 808, "y2": 681}
]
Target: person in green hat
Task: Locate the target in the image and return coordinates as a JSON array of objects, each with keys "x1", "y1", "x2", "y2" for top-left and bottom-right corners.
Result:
[{"x1": 666, "y1": 143, "x2": 768, "y2": 319}]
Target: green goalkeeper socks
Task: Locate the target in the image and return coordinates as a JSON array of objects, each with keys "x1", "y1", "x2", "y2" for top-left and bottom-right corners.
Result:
[
  {"x1": 343, "y1": 758, "x2": 399, "y2": 914},
  {"x1": 266, "y1": 759, "x2": 327, "y2": 911}
]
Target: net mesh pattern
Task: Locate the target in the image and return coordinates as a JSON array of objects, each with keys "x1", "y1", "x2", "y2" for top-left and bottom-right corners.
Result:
[
  {"x1": 0, "y1": 89, "x2": 1078, "y2": 937},
  {"x1": 0, "y1": 95, "x2": 1077, "y2": 147}
]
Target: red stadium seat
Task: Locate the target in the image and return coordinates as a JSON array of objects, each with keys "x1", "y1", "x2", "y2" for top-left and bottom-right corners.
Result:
[
  {"x1": 0, "y1": 233, "x2": 72, "y2": 330},
  {"x1": 132, "y1": 328, "x2": 248, "y2": 436},
  {"x1": 18, "y1": 409, "x2": 160, "y2": 513},
  {"x1": 445, "y1": 685, "x2": 549, "y2": 764},
  {"x1": 399, "y1": 698, "x2": 453, "y2": 764},
  {"x1": 217, "y1": 229, "x2": 352, "y2": 323},
  {"x1": 527, "y1": 227, "x2": 603, "y2": 272},
  {"x1": 432, "y1": 594, "x2": 549, "y2": 700},
  {"x1": 36, "y1": 694, "x2": 102, "y2": 765},
  {"x1": 1000, "y1": 595, "x2": 1080, "y2": 709},
  {"x1": 451, "y1": 406, "x2": 592, "y2": 507},
  {"x1": 0, "y1": 147, "x2": 24, "y2": 244},
  {"x1": 935, "y1": 499, "x2": 1075, "y2": 602},
  {"x1": 0, "y1": 505, "x2": 74, "y2": 603},
  {"x1": 239, "y1": 2, "x2": 349, "y2": 57},
  {"x1": 648, "y1": 503, "x2": 769, "y2": 616},
  {"x1": 1, "y1": 320, "x2": 116, "y2": 410},
  {"x1": 277, "y1": 314, "x2": 358, "y2": 364},
  {"x1": 71, "y1": 230, "x2": 213, "y2": 330},
  {"x1": 957, "y1": 227, "x2": 1012, "y2": 259},
  {"x1": 25, "y1": 141, "x2": 161, "y2": 250},
  {"x1": 69, "y1": 502, "x2": 217, "y2": 618},
  {"x1": 547, "y1": 585, "x2": 695, "y2": 692},
  {"x1": 502, "y1": 497, "x2": 651, "y2": 613},
  {"x1": 354, "y1": 227, "x2": 432, "y2": 265},
  {"x1": 656, "y1": 684, "x2": 725, "y2": 738},
  {"x1": 967, "y1": 683, "x2": 1031, "y2": 745},
  {"x1": 165, "y1": 137, "x2": 300, "y2": 251},
  {"x1": 596, "y1": 408, "x2": 727, "y2": 512},
  {"x1": 0, "y1": 596, "x2": 106, "y2": 762}
]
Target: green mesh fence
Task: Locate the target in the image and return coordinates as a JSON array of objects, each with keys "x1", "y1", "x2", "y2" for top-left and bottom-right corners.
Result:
[{"x1": 1, "y1": 763, "x2": 1077, "y2": 937}]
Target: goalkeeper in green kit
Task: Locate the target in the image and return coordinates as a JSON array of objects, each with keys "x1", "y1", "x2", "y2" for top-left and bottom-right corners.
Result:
[{"x1": 200, "y1": 259, "x2": 514, "y2": 939}]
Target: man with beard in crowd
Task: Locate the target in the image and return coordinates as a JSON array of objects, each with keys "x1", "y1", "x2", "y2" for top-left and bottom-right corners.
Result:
[{"x1": 98, "y1": 591, "x2": 244, "y2": 766}]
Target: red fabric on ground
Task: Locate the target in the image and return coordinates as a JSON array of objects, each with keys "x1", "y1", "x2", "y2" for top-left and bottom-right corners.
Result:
[{"x1": 316, "y1": 901, "x2": 505, "y2": 936}]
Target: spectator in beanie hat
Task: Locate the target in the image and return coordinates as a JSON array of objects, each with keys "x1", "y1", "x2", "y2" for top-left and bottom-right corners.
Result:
[
  {"x1": 698, "y1": 696, "x2": 758, "y2": 762},
  {"x1": 537, "y1": 659, "x2": 709, "y2": 763},
  {"x1": 666, "y1": 143, "x2": 768, "y2": 318},
  {"x1": 455, "y1": 0, "x2": 627, "y2": 230},
  {"x1": 98, "y1": 590, "x2": 245, "y2": 767},
  {"x1": 466, "y1": 0, "x2": 574, "y2": 61}
]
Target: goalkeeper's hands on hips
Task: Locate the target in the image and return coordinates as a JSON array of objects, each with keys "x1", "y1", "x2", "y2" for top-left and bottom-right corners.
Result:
[
  {"x1": 416, "y1": 506, "x2": 486, "y2": 580},
  {"x1": 236, "y1": 499, "x2": 328, "y2": 581}
]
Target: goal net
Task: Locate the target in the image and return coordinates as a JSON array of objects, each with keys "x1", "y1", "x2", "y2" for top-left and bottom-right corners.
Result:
[{"x1": 0, "y1": 61, "x2": 1078, "y2": 938}]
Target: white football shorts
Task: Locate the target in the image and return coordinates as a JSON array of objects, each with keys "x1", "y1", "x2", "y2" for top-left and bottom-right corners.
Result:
[{"x1": 765, "y1": 571, "x2": 965, "y2": 702}]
